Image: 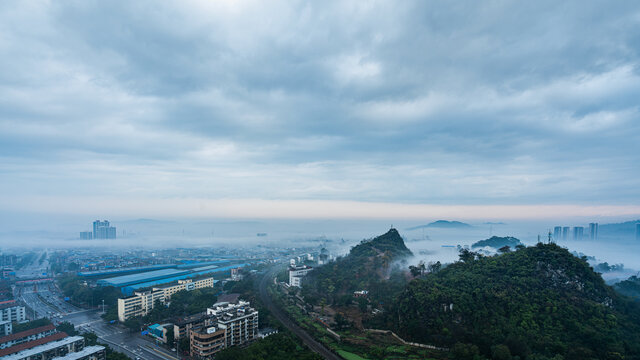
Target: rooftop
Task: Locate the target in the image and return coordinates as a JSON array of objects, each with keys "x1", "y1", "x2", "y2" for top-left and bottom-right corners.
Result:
[
  {"x1": 52, "y1": 345, "x2": 105, "y2": 360},
  {"x1": 0, "y1": 324, "x2": 56, "y2": 344},
  {"x1": 97, "y1": 268, "x2": 189, "y2": 287},
  {"x1": 0, "y1": 332, "x2": 69, "y2": 357}
]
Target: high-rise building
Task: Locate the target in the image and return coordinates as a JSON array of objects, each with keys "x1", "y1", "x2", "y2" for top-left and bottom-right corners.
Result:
[
  {"x1": 553, "y1": 226, "x2": 562, "y2": 241},
  {"x1": 92, "y1": 220, "x2": 116, "y2": 239},
  {"x1": 562, "y1": 227, "x2": 570, "y2": 241},
  {"x1": 79, "y1": 231, "x2": 93, "y2": 240},
  {"x1": 573, "y1": 226, "x2": 584, "y2": 240},
  {"x1": 589, "y1": 223, "x2": 598, "y2": 240},
  {"x1": 636, "y1": 223, "x2": 640, "y2": 241}
]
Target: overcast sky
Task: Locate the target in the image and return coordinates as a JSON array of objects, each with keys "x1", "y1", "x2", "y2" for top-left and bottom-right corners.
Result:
[{"x1": 1, "y1": 1, "x2": 640, "y2": 221}]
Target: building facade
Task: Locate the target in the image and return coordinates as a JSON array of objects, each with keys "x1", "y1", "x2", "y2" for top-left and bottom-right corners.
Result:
[
  {"x1": 0, "y1": 304, "x2": 26, "y2": 323},
  {"x1": 117, "y1": 289, "x2": 165, "y2": 322},
  {"x1": 92, "y1": 220, "x2": 116, "y2": 240},
  {"x1": 155, "y1": 278, "x2": 214, "y2": 299},
  {"x1": 191, "y1": 300, "x2": 259, "y2": 358},
  {"x1": 288, "y1": 265, "x2": 312, "y2": 287},
  {"x1": 0, "y1": 324, "x2": 57, "y2": 349},
  {"x1": 573, "y1": 226, "x2": 584, "y2": 240},
  {"x1": 589, "y1": 223, "x2": 598, "y2": 240},
  {"x1": 2, "y1": 335, "x2": 105, "y2": 360}
]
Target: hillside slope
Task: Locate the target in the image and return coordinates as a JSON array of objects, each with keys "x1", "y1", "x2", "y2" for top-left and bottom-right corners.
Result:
[
  {"x1": 302, "y1": 228, "x2": 412, "y2": 305},
  {"x1": 373, "y1": 243, "x2": 640, "y2": 360}
]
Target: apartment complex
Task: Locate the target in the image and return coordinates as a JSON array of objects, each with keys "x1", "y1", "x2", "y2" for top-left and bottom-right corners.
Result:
[
  {"x1": 117, "y1": 277, "x2": 215, "y2": 321},
  {"x1": 190, "y1": 300, "x2": 259, "y2": 358},
  {"x1": 0, "y1": 324, "x2": 57, "y2": 349},
  {"x1": 0, "y1": 303, "x2": 26, "y2": 323}
]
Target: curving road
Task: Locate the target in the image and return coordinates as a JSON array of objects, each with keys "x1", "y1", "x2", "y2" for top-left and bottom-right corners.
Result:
[{"x1": 258, "y1": 266, "x2": 341, "y2": 360}]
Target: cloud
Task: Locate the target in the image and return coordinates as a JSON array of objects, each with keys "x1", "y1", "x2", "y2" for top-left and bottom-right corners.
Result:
[{"x1": 0, "y1": 0, "x2": 639, "y2": 221}]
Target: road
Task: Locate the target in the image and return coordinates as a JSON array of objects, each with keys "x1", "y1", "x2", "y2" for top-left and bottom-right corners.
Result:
[
  {"x1": 258, "y1": 266, "x2": 341, "y2": 360},
  {"x1": 15, "y1": 283, "x2": 178, "y2": 360}
]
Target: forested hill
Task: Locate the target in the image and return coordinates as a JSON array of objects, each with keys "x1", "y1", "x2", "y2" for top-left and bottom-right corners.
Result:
[
  {"x1": 372, "y1": 243, "x2": 640, "y2": 360},
  {"x1": 348, "y1": 228, "x2": 413, "y2": 259},
  {"x1": 302, "y1": 228, "x2": 412, "y2": 305}
]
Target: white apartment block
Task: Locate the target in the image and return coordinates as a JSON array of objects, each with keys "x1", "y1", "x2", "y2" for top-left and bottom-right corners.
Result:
[
  {"x1": 117, "y1": 289, "x2": 165, "y2": 322},
  {"x1": 154, "y1": 278, "x2": 214, "y2": 299},
  {"x1": 288, "y1": 265, "x2": 312, "y2": 287},
  {"x1": 0, "y1": 304, "x2": 26, "y2": 323}
]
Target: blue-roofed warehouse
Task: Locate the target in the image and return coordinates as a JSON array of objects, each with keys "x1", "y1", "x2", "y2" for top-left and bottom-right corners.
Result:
[
  {"x1": 97, "y1": 268, "x2": 189, "y2": 287},
  {"x1": 78, "y1": 264, "x2": 175, "y2": 277},
  {"x1": 121, "y1": 263, "x2": 247, "y2": 295}
]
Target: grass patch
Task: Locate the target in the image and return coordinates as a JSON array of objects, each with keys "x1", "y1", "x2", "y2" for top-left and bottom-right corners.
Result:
[{"x1": 337, "y1": 349, "x2": 370, "y2": 360}]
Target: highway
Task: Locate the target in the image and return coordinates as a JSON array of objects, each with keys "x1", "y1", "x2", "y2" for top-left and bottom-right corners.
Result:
[
  {"x1": 15, "y1": 282, "x2": 178, "y2": 360},
  {"x1": 258, "y1": 266, "x2": 341, "y2": 360}
]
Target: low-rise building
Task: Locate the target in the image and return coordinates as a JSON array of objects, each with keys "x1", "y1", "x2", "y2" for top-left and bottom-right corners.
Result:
[
  {"x1": 154, "y1": 278, "x2": 214, "y2": 299},
  {"x1": 117, "y1": 289, "x2": 165, "y2": 322},
  {"x1": 0, "y1": 303, "x2": 26, "y2": 323},
  {"x1": 1, "y1": 335, "x2": 104, "y2": 360},
  {"x1": 288, "y1": 265, "x2": 312, "y2": 287},
  {"x1": 0, "y1": 324, "x2": 57, "y2": 349}
]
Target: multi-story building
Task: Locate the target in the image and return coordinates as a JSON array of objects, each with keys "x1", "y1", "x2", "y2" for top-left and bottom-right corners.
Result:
[
  {"x1": 553, "y1": 226, "x2": 562, "y2": 241},
  {"x1": 190, "y1": 326, "x2": 226, "y2": 358},
  {"x1": 1, "y1": 335, "x2": 105, "y2": 360},
  {"x1": 0, "y1": 324, "x2": 56, "y2": 349},
  {"x1": 636, "y1": 223, "x2": 640, "y2": 241},
  {"x1": 573, "y1": 226, "x2": 584, "y2": 240},
  {"x1": 173, "y1": 313, "x2": 216, "y2": 340},
  {"x1": 155, "y1": 278, "x2": 214, "y2": 299},
  {"x1": 589, "y1": 223, "x2": 598, "y2": 240},
  {"x1": 92, "y1": 220, "x2": 116, "y2": 240},
  {"x1": 118, "y1": 278, "x2": 215, "y2": 322},
  {"x1": 288, "y1": 265, "x2": 312, "y2": 287},
  {"x1": 0, "y1": 303, "x2": 25, "y2": 323},
  {"x1": 79, "y1": 232, "x2": 93, "y2": 240},
  {"x1": 191, "y1": 300, "x2": 258, "y2": 358},
  {"x1": 0, "y1": 320, "x2": 11, "y2": 337},
  {"x1": 562, "y1": 227, "x2": 570, "y2": 241},
  {"x1": 117, "y1": 289, "x2": 164, "y2": 322}
]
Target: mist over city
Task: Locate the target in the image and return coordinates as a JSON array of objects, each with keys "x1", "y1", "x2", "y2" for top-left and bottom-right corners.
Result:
[{"x1": 1, "y1": 1, "x2": 640, "y2": 360}]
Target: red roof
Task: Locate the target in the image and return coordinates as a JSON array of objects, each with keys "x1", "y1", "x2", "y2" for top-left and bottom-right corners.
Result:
[
  {"x1": 0, "y1": 332, "x2": 68, "y2": 357},
  {"x1": 0, "y1": 324, "x2": 56, "y2": 344}
]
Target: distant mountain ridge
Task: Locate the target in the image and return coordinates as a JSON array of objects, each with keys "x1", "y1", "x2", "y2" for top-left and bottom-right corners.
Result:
[
  {"x1": 472, "y1": 236, "x2": 522, "y2": 249},
  {"x1": 406, "y1": 220, "x2": 472, "y2": 230}
]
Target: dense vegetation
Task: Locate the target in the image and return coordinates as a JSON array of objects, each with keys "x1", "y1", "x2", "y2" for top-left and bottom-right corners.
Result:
[
  {"x1": 58, "y1": 275, "x2": 122, "y2": 310},
  {"x1": 471, "y1": 236, "x2": 522, "y2": 249},
  {"x1": 12, "y1": 317, "x2": 52, "y2": 332},
  {"x1": 302, "y1": 229, "x2": 413, "y2": 306},
  {"x1": 370, "y1": 243, "x2": 640, "y2": 360},
  {"x1": 215, "y1": 332, "x2": 322, "y2": 360},
  {"x1": 614, "y1": 276, "x2": 640, "y2": 299}
]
